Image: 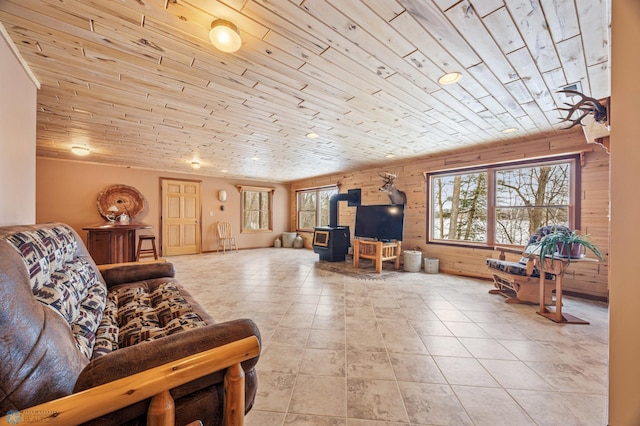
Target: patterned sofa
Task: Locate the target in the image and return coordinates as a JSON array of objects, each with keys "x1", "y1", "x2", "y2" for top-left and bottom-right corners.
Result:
[{"x1": 0, "y1": 223, "x2": 260, "y2": 425}]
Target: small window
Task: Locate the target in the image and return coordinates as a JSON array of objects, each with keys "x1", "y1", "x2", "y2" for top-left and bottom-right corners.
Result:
[
  {"x1": 296, "y1": 186, "x2": 338, "y2": 231},
  {"x1": 239, "y1": 186, "x2": 274, "y2": 233}
]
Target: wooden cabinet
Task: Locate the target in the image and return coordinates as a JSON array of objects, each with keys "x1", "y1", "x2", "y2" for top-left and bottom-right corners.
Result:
[{"x1": 83, "y1": 222, "x2": 151, "y2": 265}]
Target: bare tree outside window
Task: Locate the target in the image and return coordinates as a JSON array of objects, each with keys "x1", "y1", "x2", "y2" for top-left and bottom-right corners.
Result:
[
  {"x1": 429, "y1": 158, "x2": 576, "y2": 246},
  {"x1": 298, "y1": 192, "x2": 317, "y2": 230},
  {"x1": 432, "y1": 172, "x2": 488, "y2": 242},
  {"x1": 495, "y1": 164, "x2": 570, "y2": 245},
  {"x1": 297, "y1": 187, "x2": 338, "y2": 230},
  {"x1": 241, "y1": 187, "x2": 273, "y2": 232}
]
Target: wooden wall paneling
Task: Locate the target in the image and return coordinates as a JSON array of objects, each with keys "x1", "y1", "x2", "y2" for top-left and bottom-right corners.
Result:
[{"x1": 292, "y1": 131, "x2": 609, "y2": 299}]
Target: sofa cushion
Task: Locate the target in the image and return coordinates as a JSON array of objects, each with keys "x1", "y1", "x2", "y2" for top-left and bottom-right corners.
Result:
[
  {"x1": 5, "y1": 226, "x2": 106, "y2": 359},
  {"x1": 486, "y1": 258, "x2": 555, "y2": 280},
  {"x1": 111, "y1": 280, "x2": 207, "y2": 349},
  {"x1": 92, "y1": 293, "x2": 120, "y2": 359}
]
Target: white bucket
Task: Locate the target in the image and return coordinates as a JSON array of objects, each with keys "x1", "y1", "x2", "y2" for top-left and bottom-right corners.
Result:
[
  {"x1": 403, "y1": 250, "x2": 422, "y2": 272},
  {"x1": 424, "y1": 258, "x2": 439, "y2": 274},
  {"x1": 282, "y1": 232, "x2": 297, "y2": 248}
]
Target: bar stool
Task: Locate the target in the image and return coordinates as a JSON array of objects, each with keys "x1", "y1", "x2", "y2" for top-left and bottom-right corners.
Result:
[{"x1": 136, "y1": 234, "x2": 158, "y2": 261}]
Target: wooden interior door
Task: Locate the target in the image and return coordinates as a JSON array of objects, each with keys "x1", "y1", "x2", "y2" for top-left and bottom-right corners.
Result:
[{"x1": 161, "y1": 179, "x2": 201, "y2": 256}]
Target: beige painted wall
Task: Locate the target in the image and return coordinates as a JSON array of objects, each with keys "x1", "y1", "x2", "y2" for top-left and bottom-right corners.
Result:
[
  {"x1": 36, "y1": 158, "x2": 290, "y2": 251},
  {"x1": 291, "y1": 130, "x2": 610, "y2": 299},
  {"x1": 608, "y1": 1, "x2": 640, "y2": 423},
  {"x1": 0, "y1": 29, "x2": 37, "y2": 226}
]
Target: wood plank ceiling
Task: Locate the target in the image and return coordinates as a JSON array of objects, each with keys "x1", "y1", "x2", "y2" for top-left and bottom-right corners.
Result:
[{"x1": 0, "y1": 0, "x2": 610, "y2": 182}]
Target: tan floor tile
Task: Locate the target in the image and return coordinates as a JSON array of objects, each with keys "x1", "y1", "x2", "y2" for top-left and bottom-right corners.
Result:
[
  {"x1": 284, "y1": 414, "x2": 347, "y2": 425},
  {"x1": 307, "y1": 328, "x2": 346, "y2": 350},
  {"x1": 398, "y1": 381, "x2": 472, "y2": 425},
  {"x1": 347, "y1": 379, "x2": 408, "y2": 423},
  {"x1": 479, "y1": 359, "x2": 553, "y2": 390},
  {"x1": 443, "y1": 321, "x2": 492, "y2": 338},
  {"x1": 168, "y1": 249, "x2": 609, "y2": 425},
  {"x1": 300, "y1": 348, "x2": 346, "y2": 377},
  {"x1": 313, "y1": 313, "x2": 345, "y2": 330},
  {"x1": 245, "y1": 410, "x2": 286, "y2": 426},
  {"x1": 260, "y1": 345, "x2": 305, "y2": 374},
  {"x1": 508, "y1": 389, "x2": 600, "y2": 425},
  {"x1": 270, "y1": 327, "x2": 311, "y2": 347},
  {"x1": 432, "y1": 309, "x2": 472, "y2": 322},
  {"x1": 452, "y1": 385, "x2": 535, "y2": 425},
  {"x1": 458, "y1": 337, "x2": 518, "y2": 360},
  {"x1": 347, "y1": 420, "x2": 409, "y2": 426},
  {"x1": 389, "y1": 353, "x2": 447, "y2": 384},
  {"x1": 253, "y1": 371, "x2": 297, "y2": 412},
  {"x1": 377, "y1": 319, "x2": 428, "y2": 354},
  {"x1": 525, "y1": 362, "x2": 608, "y2": 394},
  {"x1": 347, "y1": 351, "x2": 395, "y2": 380},
  {"x1": 411, "y1": 319, "x2": 454, "y2": 336},
  {"x1": 420, "y1": 335, "x2": 472, "y2": 357},
  {"x1": 434, "y1": 356, "x2": 499, "y2": 387},
  {"x1": 290, "y1": 375, "x2": 347, "y2": 417}
]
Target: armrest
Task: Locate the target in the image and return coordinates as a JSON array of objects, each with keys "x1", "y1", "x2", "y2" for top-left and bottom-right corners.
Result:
[
  {"x1": 0, "y1": 336, "x2": 260, "y2": 426},
  {"x1": 75, "y1": 318, "x2": 261, "y2": 392},
  {"x1": 494, "y1": 246, "x2": 524, "y2": 261},
  {"x1": 99, "y1": 261, "x2": 175, "y2": 287}
]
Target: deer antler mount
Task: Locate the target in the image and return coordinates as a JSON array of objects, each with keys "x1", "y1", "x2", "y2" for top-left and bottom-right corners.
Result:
[{"x1": 557, "y1": 90, "x2": 608, "y2": 130}]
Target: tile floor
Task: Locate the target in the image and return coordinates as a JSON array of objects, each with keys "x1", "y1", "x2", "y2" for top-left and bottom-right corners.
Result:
[{"x1": 168, "y1": 248, "x2": 608, "y2": 426}]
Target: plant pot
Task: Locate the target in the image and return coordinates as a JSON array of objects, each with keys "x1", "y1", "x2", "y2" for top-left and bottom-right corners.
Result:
[{"x1": 556, "y1": 242, "x2": 583, "y2": 258}]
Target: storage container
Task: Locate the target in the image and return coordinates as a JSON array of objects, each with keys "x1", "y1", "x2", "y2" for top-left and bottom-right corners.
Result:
[
  {"x1": 403, "y1": 250, "x2": 422, "y2": 272},
  {"x1": 424, "y1": 258, "x2": 439, "y2": 274}
]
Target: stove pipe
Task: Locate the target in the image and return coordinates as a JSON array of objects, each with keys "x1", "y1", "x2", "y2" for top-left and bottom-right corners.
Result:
[{"x1": 329, "y1": 188, "x2": 361, "y2": 227}]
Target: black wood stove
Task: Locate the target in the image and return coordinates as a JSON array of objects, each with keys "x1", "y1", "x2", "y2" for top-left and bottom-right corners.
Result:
[{"x1": 312, "y1": 188, "x2": 361, "y2": 262}]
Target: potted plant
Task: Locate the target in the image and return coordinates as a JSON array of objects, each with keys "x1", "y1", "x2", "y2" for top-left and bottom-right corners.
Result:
[{"x1": 529, "y1": 229, "x2": 605, "y2": 266}]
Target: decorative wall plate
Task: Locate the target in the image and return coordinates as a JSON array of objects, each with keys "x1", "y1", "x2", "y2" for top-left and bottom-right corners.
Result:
[{"x1": 97, "y1": 184, "x2": 145, "y2": 220}]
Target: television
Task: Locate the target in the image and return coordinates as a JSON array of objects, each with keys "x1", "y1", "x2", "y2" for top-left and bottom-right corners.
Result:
[{"x1": 354, "y1": 204, "x2": 405, "y2": 242}]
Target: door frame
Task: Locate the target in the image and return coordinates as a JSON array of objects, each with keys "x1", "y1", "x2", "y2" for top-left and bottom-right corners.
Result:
[{"x1": 160, "y1": 177, "x2": 202, "y2": 256}]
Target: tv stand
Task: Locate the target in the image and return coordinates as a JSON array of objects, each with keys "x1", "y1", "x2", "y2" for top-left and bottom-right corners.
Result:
[{"x1": 353, "y1": 239, "x2": 401, "y2": 273}]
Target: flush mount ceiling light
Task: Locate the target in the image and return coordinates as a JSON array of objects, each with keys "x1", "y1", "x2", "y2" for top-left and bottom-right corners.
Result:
[
  {"x1": 191, "y1": 161, "x2": 201, "y2": 169},
  {"x1": 71, "y1": 146, "x2": 90, "y2": 156},
  {"x1": 502, "y1": 127, "x2": 519, "y2": 134},
  {"x1": 306, "y1": 132, "x2": 319, "y2": 139},
  {"x1": 438, "y1": 72, "x2": 462, "y2": 85},
  {"x1": 209, "y1": 19, "x2": 241, "y2": 53}
]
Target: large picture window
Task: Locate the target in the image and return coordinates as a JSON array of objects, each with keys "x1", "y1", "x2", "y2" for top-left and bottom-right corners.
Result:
[
  {"x1": 428, "y1": 156, "x2": 577, "y2": 247},
  {"x1": 240, "y1": 186, "x2": 273, "y2": 232},
  {"x1": 297, "y1": 186, "x2": 338, "y2": 231}
]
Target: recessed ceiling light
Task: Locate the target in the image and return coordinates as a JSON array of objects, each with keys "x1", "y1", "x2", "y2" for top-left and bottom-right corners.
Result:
[
  {"x1": 502, "y1": 127, "x2": 519, "y2": 134},
  {"x1": 251, "y1": 156, "x2": 260, "y2": 161},
  {"x1": 191, "y1": 161, "x2": 201, "y2": 169},
  {"x1": 71, "y1": 146, "x2": 90, "y2": 156},
  {"x1": 220, "y1": 169, "x2": 229, "y2": 173},
  {"x1": 438, "y1": 72, "x2": 462, "y2": 85},
  {"x1": 306, "y1": 132, "x2": 319, "y2": 139},
  {"x1": 385, "y1": 153, "x2": 396, "y2": 158}
]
